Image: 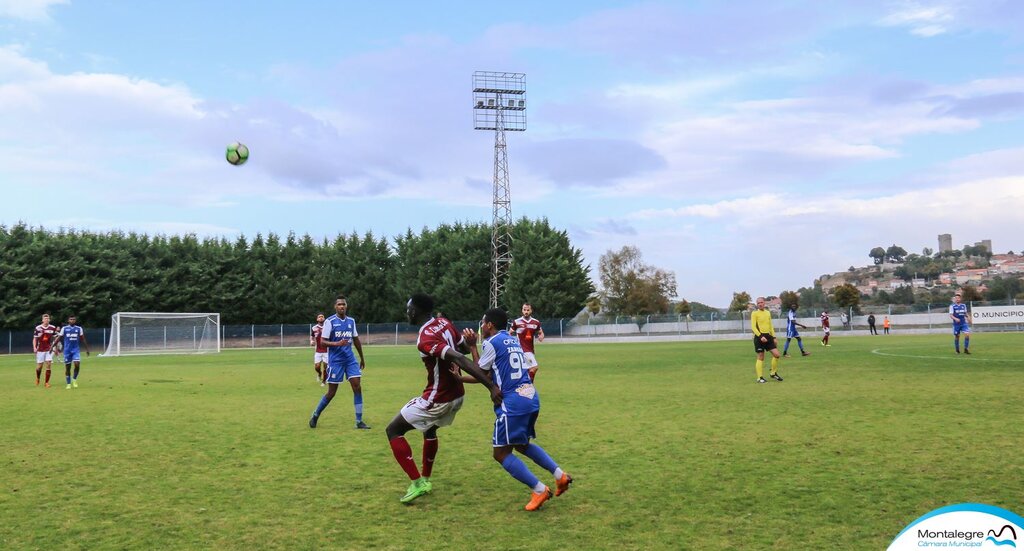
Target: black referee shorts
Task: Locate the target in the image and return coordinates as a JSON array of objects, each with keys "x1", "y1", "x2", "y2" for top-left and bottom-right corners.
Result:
[{"x1": 753, "y1": 335, "x2": 777, "y2": 353}]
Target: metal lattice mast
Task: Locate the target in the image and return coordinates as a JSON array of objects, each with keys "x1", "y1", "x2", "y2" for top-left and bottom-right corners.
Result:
[
  {"x1": 473, "y1": 71, "x2": 526, "y2": 309},
  {"x1": 491, "y1": 100, "x2": 512, "y2": 308}
]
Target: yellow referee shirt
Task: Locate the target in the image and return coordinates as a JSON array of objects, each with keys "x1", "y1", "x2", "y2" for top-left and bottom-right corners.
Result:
[{"x1": 751, "y1": 309, "x2": 775, "y2": 337}]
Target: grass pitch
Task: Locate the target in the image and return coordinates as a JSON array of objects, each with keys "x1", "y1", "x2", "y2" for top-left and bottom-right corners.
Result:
[{"x1": 2, "y1": 333, "x2": 1023, "y2": 550}]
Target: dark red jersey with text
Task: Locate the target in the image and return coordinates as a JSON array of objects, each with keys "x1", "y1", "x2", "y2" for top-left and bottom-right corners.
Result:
[
  {"x1": 416, "y1": 317, "x2": 466, "y2": 404},
  {"x1": 512, "y1": 317, "x2": 542, "y2": 354},
  {"x1": 311, "y1": 324, "x2": 328, "y2": 353},
  {"x1": 34, "y1": 324, "x2": 58, "y2": 353}
]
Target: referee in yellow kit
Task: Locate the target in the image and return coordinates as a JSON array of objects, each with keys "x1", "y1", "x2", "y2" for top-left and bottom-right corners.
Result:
[{"x1": 751, "y1": 297, "x2": 783, "y2": 383}]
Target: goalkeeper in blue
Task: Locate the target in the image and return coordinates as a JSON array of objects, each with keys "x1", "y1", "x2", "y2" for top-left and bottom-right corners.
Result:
[{"x1": 461, "y1": 307, "x2": 573, "y2": 511}]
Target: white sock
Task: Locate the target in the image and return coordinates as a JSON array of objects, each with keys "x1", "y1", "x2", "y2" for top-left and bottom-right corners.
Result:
[
  {"x1": 532, "y1": 481, "x2": 546, "y2": 493},
  {"x1": 554, "y1": 468, "x2": 564, "y2": 479}
]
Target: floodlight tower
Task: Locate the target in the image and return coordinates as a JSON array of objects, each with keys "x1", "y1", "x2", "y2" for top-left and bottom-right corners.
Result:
[{"x1": 473, "y1": 71, "x2": 526, "y2": 308}]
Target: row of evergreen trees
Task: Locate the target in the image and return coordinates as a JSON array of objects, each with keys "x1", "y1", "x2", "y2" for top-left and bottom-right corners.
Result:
[{"x1": 0, "y1": 219, "x2": 594, "y2": 328}]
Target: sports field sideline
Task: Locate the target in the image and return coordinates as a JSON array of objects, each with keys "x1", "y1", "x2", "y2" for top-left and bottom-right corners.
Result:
[{"x1": 2, "y1": 333, "x2": 1022, "y2": 549}]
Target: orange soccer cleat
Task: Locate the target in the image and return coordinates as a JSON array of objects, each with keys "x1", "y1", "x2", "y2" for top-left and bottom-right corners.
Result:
[
  {"x1": 525, "y1": 486, "x2": 553, "y2": 511},
  {"x1": 555, "y1": 473, "x2": 574, "y2": 496}
]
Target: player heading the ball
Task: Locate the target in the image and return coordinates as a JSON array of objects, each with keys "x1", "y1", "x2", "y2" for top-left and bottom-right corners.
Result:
[{"x1": 384, "y1": 293, "x2": 501, "y2": 504}]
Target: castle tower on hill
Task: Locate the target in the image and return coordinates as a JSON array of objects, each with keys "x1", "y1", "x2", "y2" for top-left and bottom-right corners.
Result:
[{"x1": 938, "y1": 234, "x2": 952, "y2": 253}]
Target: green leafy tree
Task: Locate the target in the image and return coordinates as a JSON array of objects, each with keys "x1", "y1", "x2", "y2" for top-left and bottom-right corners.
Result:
[
  {"x1": 831, "y1": 283, "x2": 861, "y2": 311},
  {"x1": 986, "y1": 276, "x2": 1023, "y2": 302},
  {"x1": 393, "y1": 222, "x2": 491, "y2": 320},
  {"x1": 892, "y1": 285, "x2": 915, "y2": 305},
  {"x1": 598, "y1": 246, "x2": 677, "y2": 315},
  {"x1": 0, "y1": 219, "x2": 592, "y2": 327},
  {"x1": 687, "y1": 301, "x2": 720, "y2": 314},
  {"x1": 728, "y1": 291, "x2": 752, "y2": 313},
  {"x1": 962, "y1": 245, "x2": 992, "y2": 259},
  {"x1": 869, "y1": 247, "x2": 886, "y2": 265},
  {"x1": 779, "y1": 290, "x2": 800, "y2": 311},
  {"x1": 796, "y1": 285, "x2": 828, "y2": 308},
  {"x1": 885, "y1": 245, "x2": 908, "y2": 263},
  {"x1": 674, "y1": 300, "x2": 691, "y2": 315},
  {"x1": 505, "y1": 218, "x2": 594, "y2": 319}
]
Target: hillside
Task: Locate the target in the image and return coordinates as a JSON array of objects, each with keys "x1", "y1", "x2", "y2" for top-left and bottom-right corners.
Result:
[{"x1": 814, "y1": 251, "x2": 1024, "y2": 303}]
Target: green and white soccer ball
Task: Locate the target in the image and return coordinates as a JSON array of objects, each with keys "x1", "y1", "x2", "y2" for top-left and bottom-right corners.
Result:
[{"x1": 225, "y1": 142, "x2": 249, "y2": 166}]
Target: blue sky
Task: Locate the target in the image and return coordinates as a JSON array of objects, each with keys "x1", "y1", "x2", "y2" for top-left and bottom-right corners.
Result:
[{"x1": 2, "y1": 0, "x2": 1023, "y2": 306}]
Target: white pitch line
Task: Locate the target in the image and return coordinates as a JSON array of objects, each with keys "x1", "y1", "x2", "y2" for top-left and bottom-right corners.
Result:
[{"x1": 870, "y1": 348, "x2": 1024, "y2": 363}]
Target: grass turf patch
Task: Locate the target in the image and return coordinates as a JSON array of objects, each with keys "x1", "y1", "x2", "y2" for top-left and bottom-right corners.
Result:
[{"x1": 1, "y1": 333, "x2": 1022, "y2": 549}]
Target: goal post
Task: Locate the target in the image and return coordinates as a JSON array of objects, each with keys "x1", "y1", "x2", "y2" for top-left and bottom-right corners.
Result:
[{"x1": 104, "y1": 312, "x2": 221, "y2": 356}]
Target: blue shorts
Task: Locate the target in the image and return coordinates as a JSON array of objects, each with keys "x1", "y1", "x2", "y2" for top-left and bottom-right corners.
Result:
[
  {"x1": 953, "y1": 322, "x2": 971, "y2": 336},
  {"x1": 492, "y1": 411, "x2": 538, "y2": 447},
  {"x1": 326, "y1": 359, "x2": 361, "y2": 384},
  {"x1": 64, "y1": 350, "x2": 81, "y2": 363},
  {"x1": 786, "y1": 328, "x2": 800, "y2": 338}
]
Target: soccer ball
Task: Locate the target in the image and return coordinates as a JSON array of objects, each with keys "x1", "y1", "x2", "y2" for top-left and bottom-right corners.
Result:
[{"x1": 225, "y1": 142, "x2": 249, "y2": 166}]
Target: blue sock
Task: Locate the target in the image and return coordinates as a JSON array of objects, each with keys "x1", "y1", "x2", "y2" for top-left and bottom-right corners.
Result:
[
  {"x1": 954, "y1": 339, "x2": 960, "y2": 352},
  {"x1": 66, "y1": 375, "x2": 71, "y2": 384},
  {"x1": 783, "y1": 340, "x2": 791, "y2": 354},
  {"x1": 313, "y1": 395, "x2": 332, "y2": 417},
  {"x1": 523, "y1": 444, "x2": 559, "y2": 475},
  {"x1": 964, "y1": 337, "x2": 970, "y2": 350},
  {"x1": 500, "y1": 455, "x2": 540, "y2": 489},
  {"x1": 353, "y1": 393, "x2": 363, "y2": 422},
  {"x1": 797, "y1": 338, "x2": 805, "y2": 352}
]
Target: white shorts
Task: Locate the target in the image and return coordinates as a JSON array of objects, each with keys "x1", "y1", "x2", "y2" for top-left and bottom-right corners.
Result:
[
  {"x1": 522, "y1": 352, "x2": 538, "y2": 368},
  {"x1": 35, "y1": 351, "x2": 53, "y2": 364},
  {"x1": 823, "y1": 327, "x2": 830, "y2": 335},
  {"x1": 399, "y1": 396, "x2": 465, "y2": 432},
  {"x1": 314, "y1": 352, "x2": 328, "y2": 364}
]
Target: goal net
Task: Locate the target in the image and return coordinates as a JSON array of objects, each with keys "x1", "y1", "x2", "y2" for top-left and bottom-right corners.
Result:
[{"x1": 103, "y1": 312, "x2": 221, "y2": 356}]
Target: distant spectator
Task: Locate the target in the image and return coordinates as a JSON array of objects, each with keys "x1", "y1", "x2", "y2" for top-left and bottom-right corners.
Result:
[
  {"x1": 840, "y1": 312, "x2": 850, "y2": 330},
  {"x1": 867, "y1": 314, "x2": 878, "y2": 335},
  {"x1": 883, "y1": 316, "x2": 891, "y2": 335}
]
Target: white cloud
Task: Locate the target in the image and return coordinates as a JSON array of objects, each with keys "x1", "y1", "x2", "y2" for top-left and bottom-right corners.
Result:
[
  {"x1": 875, "y1": 0, "x2": 1024, "y2": 37},
  {"x1": 607, "y1": 76, "x2": 741, "y2": 102},
  {"x1": 630, "y1": 177, "x2": 1024, "y2": 222},
  {"x1": 879, "y1": 2, "x2": 957, "y2": 36},
  {"x1": 0, "y1": 45, "x2": 495, "y2": 209},
  {"x1": 584, "y1": 89, "x2": 978, "y2": 198},
  {"x1": 0, "y1": 45, "x2": 202, "y2": 136},
  {"x1": 940, "y1": 146, "x2": 1024, "y2": 180},
  {"x1": 614, "y1": 165, "x2": 1024, "y2": 304},
  {"x1": 42, "y1": 217, "x2": 240, "y2": 237},
  {"x1": 0, "y1": 0, "x2": 67, "y2": 21}
]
